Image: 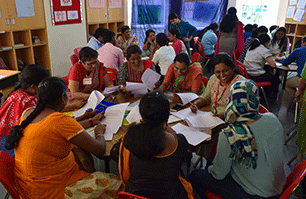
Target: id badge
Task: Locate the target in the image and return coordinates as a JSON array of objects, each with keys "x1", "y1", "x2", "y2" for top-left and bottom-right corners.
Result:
[{"x1": 83, "y1": 77, "x2": 92, "y2": 85}]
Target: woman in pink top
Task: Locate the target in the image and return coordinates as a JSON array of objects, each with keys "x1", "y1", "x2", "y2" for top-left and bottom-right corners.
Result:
[{"x1": 168, "y1": 28, "x2": 189, "y2": 55}]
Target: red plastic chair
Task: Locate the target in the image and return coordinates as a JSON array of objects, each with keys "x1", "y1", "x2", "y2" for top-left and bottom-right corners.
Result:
[
  {"x1": 118, "y1": 191, "x2": 149, "y2": 199},
  {"x1": 61, "y1": 76, "x2": 69, "y2": 86},
  {"x1": 259, "y1": 104, "x2": 269, "y2": 113},
  {"x1": 107, "y1": 67, "x2": 119, "y2": 86},
  {"x1": 202, "y1": 76, "x2": 208, "y2": 87},
  {"x1": 191, "y1": 52, "x2": 201, "y2": 63},
  {"x1": 233, "y1": 49, "x2": 240, "y2": 66},
  {"x1": 70, "y1": 47, "x2": 82, "y2": 65},
  {"x1": 0, "y1": 151, "x2": 20, "y2": 199},
  {"x1": 193, "y1": 37, "x2": 213, "y2": 70},
  {"x1": 236, "y1": 61, "x2": 271, "y2": 109}
]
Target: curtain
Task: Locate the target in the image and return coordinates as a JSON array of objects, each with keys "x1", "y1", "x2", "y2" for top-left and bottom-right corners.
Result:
[
  {"x1": 180, "y1": 0, "x2": 228, "y2": 32},
  {"x1": 131, "y1": 0, "x2": 170, "y2": 47}
]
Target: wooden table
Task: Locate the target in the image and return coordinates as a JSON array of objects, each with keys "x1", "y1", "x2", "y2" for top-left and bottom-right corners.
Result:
[
  {"x1": 273, "y1": 61, "x2": 298, "y2": 90},
  {"x1": 0, "y1": 69, "x2": 20, "y2": 90},
  {"x1": 100, "y1": 92, "x2": 212, "y2": 172}
]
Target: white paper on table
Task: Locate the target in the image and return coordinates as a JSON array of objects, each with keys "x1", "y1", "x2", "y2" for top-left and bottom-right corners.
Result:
[
  {"x1": 171, "y1": 107, "x2": 200, "y2": 120},
  {"x1": 172, "y1": 123, "x2": 211, "y2": 146},
  {"x1": 185, "y1": 111, "x2": 225, "y2": 130},
  {"x1": 126, "y1": 99, "x2": 141, "y2": 111},
  {"x1": 126, "y1": 82, "x2": 148, "y2": 95},
  {"x1": 290, "y1": 0, "x2": 298, "y2": 5},
  {"x1": 297, "y1": 0, "x2": 306, "y2": 8},
  {"x1": 287, "y1": 6, "x2": 296, "y2": 18},
  {"x1": 103, "y1": 85, "x2": 122, "y2": 95},
  {"x1": 73, "y1": 90, "x2": 105, "y2": 118},
  {"x1": 175, "y1": 93, "x2": 199, "y2": 105},
  {"x1": 294, "y1": 8, "x2": 305, "y2": 21},
  {"x1": 167, "y1": 115, "x2": 182, "y2": 124},
  {"x1": 126, "y1": 106, "x2": 142, "y2": 124},
  {"x1": 100, "y1": 103, "x2": 129, "y2": 140},
  {"x1": 141, "y1": 68, "x2": 161, "y2": 91}
]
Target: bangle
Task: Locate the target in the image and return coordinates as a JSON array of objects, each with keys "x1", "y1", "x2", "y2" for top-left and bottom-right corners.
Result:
[
  {"x1": 89, "y1": 118, "x2": 94, "y2": 126},
  {"x1": 95, "y1": 134, "x2": 104, "y2": 139}
]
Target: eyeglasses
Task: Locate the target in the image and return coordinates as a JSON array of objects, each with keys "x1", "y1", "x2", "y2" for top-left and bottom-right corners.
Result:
[{"x1": 129, "y1": 57, "x2": 141, "y2": 62}]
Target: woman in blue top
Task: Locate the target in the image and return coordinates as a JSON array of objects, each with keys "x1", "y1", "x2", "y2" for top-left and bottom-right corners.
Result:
[
  {"x1": 168, "y1": 13, "x2": 197, "y2": 51},
  {"x1": 200, "y1": 23, "x2": 218, "y2": 57}
]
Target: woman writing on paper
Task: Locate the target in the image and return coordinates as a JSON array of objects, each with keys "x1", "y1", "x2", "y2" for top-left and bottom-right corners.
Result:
[
  {"x1": 157, "y1": 53, "x2": 205, "y2": 98},
  {"x1": 267, "y1": 27, "x2": 290, "y2": 56},
  {"x1": 68, "y1": 47, "x2": 114, "y2": 100},
  {"x1": 5, "y1": 77, "x2": 124, "y2": 199},
  {"x1": 112, "y1": 91, "x2": 193, "y2": 199}
]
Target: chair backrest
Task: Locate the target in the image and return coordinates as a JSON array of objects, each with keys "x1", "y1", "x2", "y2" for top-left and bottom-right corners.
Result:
[
  {"x1": 202, "y1": 76, "x2": 209, "y2": 87},
  {"x1": 0, "y1": 151, "x2": 20, "y2": 199},
  {"x1": 106, "y1": 67, "x2": 119, "y2": 86},
  {"x1": 279, "y1": 160, "x2": 306, "y2": 199},
  {"x1": 258, "y1": 104, "x2": 269, "y2": 113},
  {"x1": 193, "y1": 37, "x2": 212, "y2": 60},
  {"x1": 191, "y1": 52, "x2": 201, "y2": 63},
  {"x1": 233, "y1": 49, "x2": 240, "y2": 65},
  {"x1": 70, "y1": 54, "x2": 79, "y2": 65},
  {"x1": 236, "y1": 61, "x2": 249, "y2": 79},
  {"x1": 118, "y1": 191, "x2": 149, "y2": 199},
  {"x1": 74, "y1": 47, "x2": 82, "y2": 58}
]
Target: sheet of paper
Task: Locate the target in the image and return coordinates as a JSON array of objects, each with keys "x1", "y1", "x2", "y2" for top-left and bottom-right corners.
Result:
[
  {"x1": 294, "y1": 8, "x2": 305, "y2": 21},
  {"x1": 0, "y1": 75, "x2": 6, "y2": 79},
  {"x1": 126, "y1": 105, "x2": 142, "y2": 124},
  {"x1": 287, "y1": 6, "x2": 296, "y2": 18},
  {"x1": 175, "y1": 93, "x2": 199, "y2": 105},
  {"x1": 171, "y1": 107, "x2": 200, "y2": 120},
  {"x1": 126, "y1": 99, "x2": 141, "y2": 111},
  {"x1": 298, "y1": 0, "x2": 306, "y2": 8},
  {"x1": 15, "y1": 0, "x2": 35, "y2": 17},
  {"x1": 172, "y1": 123, "x2": 211, "y2": 146},
  {"x1": 101, "y1": 103, "x2": 129, "y2": 140},
  {"x1": 167, "y1": 115, "x2": 182, "y2": 124},
  {"x1": 290, "y1": 0, "x2": 298, "y2": 5},
  {"x1": 103, "y1": 85, "x2": 121, "y2": 95},
  {"x1": 141, "y1": 68, "x2": 161, "y2": 91},
  {"x1": 126, "y1": 82, "x2": 148, "y2": 95},
  {"x1": 185, "y1": 111, "x2": 225, "y2": 130},
  {"x1": 73, "y1": 90, "x2": 105, "y2": 118}
]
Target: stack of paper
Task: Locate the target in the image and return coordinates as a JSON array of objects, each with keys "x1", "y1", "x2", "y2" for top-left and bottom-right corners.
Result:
[
  {"x1": 126, "y1": 82, "x2": 148, "y2": 95},
  {"x1": 175, "y1": 93, "x2": 199, "y2": 105},
  {"x1": 172, "y1": 123, "x2": 211, "y2": 146},
  {"x1": 103, "y1": 85, "x2": 122, "y2": 95},
  {"x1": 172, "y1": 108, "x2": 225, "y2": 130},
  {"x1": 126, "y1": 105, "x2": 142, "y2": 124},
  {"x1": 73, "y1": 90, "x2": 105, "y2": 118}
]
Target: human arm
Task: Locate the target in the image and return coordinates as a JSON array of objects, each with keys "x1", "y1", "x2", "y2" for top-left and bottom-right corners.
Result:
[
  {"x1": 190, "y1": 97, "x2": 208, "y2": 113},
  {"x1": 208, "y1": 132, "x2": 232, "y2": 180},
  {"x1": 265, "y1": 56, "x2": 277, "y2": 68},
  {"x1": 103, "y1": 73, "x2": 114, "y2": 88},
  {"x1": 77, "y1": 111, "x2": 105, "y2": 129},
  {"x1": 156, "y1": 64, "x2": 174, "y2": 91},
  {"x1": 149, "y1": 45, "x2": 159, "y2": 61},
  {"x1": 68, "y1": 80, "x2": 90, "y2": 100},
  {"x1": 182, "y1": 22, "x2": 197, "y2": 42},
  {"x1": 295, "y1": 78, "x2": 306, "y2": 103},
  {"x1": 190, "y1": 75, "x2": 203, "y2": 94},
  {"x1": 69, "y1": 123, "x2": 106, "y2": 159},
  {"x1": 279, "y1": 50, "x2": 297, "y2": 66}
]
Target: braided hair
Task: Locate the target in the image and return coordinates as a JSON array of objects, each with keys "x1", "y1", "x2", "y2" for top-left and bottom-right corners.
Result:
[{"x1": 5, "y1": 77, "x2": 67, "y2": 150}]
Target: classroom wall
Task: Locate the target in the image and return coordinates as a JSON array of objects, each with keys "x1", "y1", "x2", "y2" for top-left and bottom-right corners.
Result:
[{"x1": 43, "y1": 0, "x2": 87, "y2": 77}]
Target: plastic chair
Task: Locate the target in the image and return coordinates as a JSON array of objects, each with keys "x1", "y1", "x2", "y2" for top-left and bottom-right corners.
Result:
[
  {"x1": 70, "y1": 47, "x2": 82, "y2": 65},
  {"x1": 236, "y1": 61, "x2": 271, "y2": 109},
  {"x1": 107, "y1": 67, "x2": 119, "y2": 86},
  {"x1": 191, "y1": 52, "x2": 201, "y2": 63},
  {"x1": 202, "y1": 76, "x2": 208, "y2": 87},
  {"x1": 259, "y1": 104, "x2": 269, "y2": 113},
  {"x1": 193, "y1": 37, "x2": 213, "y2": 70},
  {"x1": 0, "y1": 151, "x2": 20, "y2": 199},
  {"x1": 118, "y1": 191, "x2": 149, "y2": 199},
  {"x1": 61, "y1": 76, "x2": 69, "y2": 86},
  {"x1": 233, "y1": 49, "x2": 240, "y2": 66}
]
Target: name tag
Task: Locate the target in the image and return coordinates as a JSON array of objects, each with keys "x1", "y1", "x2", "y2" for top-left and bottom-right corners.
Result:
[{"x1": 83, "y1": 78, "x2": 92, "y2": 85}]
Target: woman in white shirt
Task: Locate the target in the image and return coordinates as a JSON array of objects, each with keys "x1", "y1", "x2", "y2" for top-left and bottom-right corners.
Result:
[
  {"x1": 267, "y1": 27, "x2": 290, "y2": 56},
  {"x1": 243, "y1": 33, "x2": 280, "y2": 96}
]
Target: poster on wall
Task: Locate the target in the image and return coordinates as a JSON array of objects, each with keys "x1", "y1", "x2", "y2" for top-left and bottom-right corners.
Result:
[
  {"x1": 50, "y1": 0, "x2": 82, "y2": 26},
  {"x1": 15, "y1": 0, "x2": 35, "y2": 17},
  {"x1": 89, "y1": 0, "x2": 106, "y2": 8},
  {"x1": 109, "y1": 0, "x2": 122, "y2": 9},
  {"x1": 240, "y1": 5, "x2": 267, "y2": 25}
]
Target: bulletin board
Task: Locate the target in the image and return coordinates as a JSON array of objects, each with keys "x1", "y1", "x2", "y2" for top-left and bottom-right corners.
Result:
[
  {"x1": 50, "y1": 0, "x2": 82, "y2": 26},
  {"x1": 286, "y1": 0, "x2": 306, "y2": 23}
]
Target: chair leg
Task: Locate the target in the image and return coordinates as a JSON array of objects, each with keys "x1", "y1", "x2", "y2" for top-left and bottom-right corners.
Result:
[
  {"x1": 202, "y1": 59, "x2": 210, "y2": 71},
  {"x1": 284, "y1": 130, "x2": 297, "y2": 145},
  {"x1": 4, "y1": 192, "x2": 10, "y2": 199},
  {"x1": 260, "y1": 87, "x2": 270, "y2": 110},
  {"x1": 288, "y1": 154, "x2": 298, "y2": 165},
  {"x1": 193, "y1": 156, "x2": 203, "y2": 169}
]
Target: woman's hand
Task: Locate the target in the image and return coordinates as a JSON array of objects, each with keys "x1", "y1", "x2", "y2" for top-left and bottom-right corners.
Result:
[
  {"x1": 154, "y1": 81, "x2": 161, "y2": 90},
  {"x1": 213, "y1": 114, "x2": 225, "y2": 120},
  {"x1": 92, "y1": 112, "x2": 105, "y2": 125},
  {"x1": 95, "y1": 123, "x2": 106, "y2": 136},
  {"x1": 81, "y1": 109, "x2": 97, "y2": 119},
  {"x1": 183, "y1": 37, "x2": 191, "y2": 42},
  {"x1": 165, "y1": 125, "x2": 176, "y2": 135},
  {"x1": 170, "y1": 94, "x2": 182, "y2": 103},
  {"x1": 295, "y1": 91, "x2": 303, "y2": 103},
  {"x1": 190, "y1": 103, "x2": 198, "y2": 113}
]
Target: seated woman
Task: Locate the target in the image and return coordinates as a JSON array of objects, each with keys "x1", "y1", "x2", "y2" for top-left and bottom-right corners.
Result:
[
  {"x1": 0, "y1": 65, "x2": 50, "y2": 157},
  {"x1": 200, "y1": 23, "x2": 218, "y2": 57},
  {"x1": 191, "y1": 53, "x2": 244, "y2": 119},
  {"x1": 168, "y1": 28, "x2": 189, "y2": 55},
  {"x1": 268, "y1": 27, "x2": 290, "y2": 56},
  {"x1": 116, "y1": 25, "x2": 141, "y2": 55},
  {"x1": 244, "y1": 33, "x2": 280, "y2": 97},
  {"x1": 190, "y1": 79, "x2": 286, "y2": 199},
  {"x1": 157, "y1": 52, "x2": 204, "y2": 98},
  {"x1": 5, "y1": 77, "x2": 123, "y2": 199},
  {"x1": 142, "y1": 29, "x2": 156, "y2": 55},
  {"x1": 118, "y1": 45, "x2": 155, "y2": 89},
  {"x1": 68, "y1": 47, "x2": 114, "y2": 100},
  {"x1": 113, "y1": 91, "x2": 193, "y2": 199}
]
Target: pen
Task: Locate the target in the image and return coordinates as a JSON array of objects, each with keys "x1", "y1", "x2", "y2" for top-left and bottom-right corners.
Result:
[
  {"x1": 189, "y1": 102, "x2": 196, "y2": 107},
  {"x1": 82, "y1": 99, "x2": 86, "y2": 102}
]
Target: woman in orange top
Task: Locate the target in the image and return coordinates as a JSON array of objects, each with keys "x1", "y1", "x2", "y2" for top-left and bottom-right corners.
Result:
[{"x1": 5, "y1": 77, "x2": 123, "y2": 199}]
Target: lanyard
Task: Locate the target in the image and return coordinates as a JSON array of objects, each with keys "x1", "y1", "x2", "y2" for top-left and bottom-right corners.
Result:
[
  {"x1": 213, "y1": 79, "x2": 233, "y2": 110},
  {"x1": 175, "y1": 75, "x2": 186, "y2": 93}
]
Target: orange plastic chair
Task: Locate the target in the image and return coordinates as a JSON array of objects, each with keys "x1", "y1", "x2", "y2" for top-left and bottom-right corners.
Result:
[
  {"x1": 236, "y1": 61, "x2": 271, "y2": 109},
  {"x1": 107, "y1": 67, "x2": 119, "y2": 86},
  {"x1": 118, "y1": 191, "x2": 149, "y2": 199},
  {"x1": 191, "y1": 52, "x2": 201, "y2": 63},
  {"x1": 0, "y1": 151, "x2": 20, "y2": 199}
]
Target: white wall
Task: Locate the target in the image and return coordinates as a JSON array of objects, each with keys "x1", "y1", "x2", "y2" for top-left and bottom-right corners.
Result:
[{"x1": 43, "y1": 0, "x2": 87, "y2": 77}]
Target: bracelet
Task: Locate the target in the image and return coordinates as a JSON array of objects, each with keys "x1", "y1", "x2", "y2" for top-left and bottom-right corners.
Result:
[
  {"x1": 95, "y1": 134, "x2": 104, "y2": 139},
  {"x1": 89, "y1": 118, "x2": 94, "y2": 126}
]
